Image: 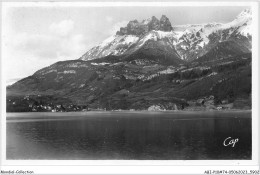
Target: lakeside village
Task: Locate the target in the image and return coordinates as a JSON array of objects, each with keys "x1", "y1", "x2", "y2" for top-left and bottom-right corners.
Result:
[{"x1": 7, "y1": 94, "x2": 249, "y2": 112}]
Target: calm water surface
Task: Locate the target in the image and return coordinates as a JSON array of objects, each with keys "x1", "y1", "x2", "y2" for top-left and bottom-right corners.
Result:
[{"x1": 6, "y1": 111, "x2": 251, "y2": 160}]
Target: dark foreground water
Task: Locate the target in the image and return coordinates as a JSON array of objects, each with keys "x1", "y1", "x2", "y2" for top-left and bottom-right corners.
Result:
[{"x1": 6, "y1": 111, "x2": 251, "y2": 160}]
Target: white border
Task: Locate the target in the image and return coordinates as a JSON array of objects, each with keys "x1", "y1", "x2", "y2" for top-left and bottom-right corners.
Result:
[
  {"x1": 251, "y1": 0, "x2": 259, "y2": 168},
  {"x1": 0, "y1": 1, "x2": 259, "y2": 174},
  {"x1": 0, "y1": 1, "x2": 257, "y2": 7}
]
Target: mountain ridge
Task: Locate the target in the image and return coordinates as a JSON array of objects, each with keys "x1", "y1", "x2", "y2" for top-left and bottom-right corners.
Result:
[
  {"x1": 80, "y1": 9, "x2": 252, "y2": 61},
  {"x1": 7, "y1": 9, "x2": 252, "y2": 112}
]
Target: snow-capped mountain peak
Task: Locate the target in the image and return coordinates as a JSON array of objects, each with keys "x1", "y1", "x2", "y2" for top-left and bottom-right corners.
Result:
[
  {"x1": 79, "y1": 9, "x2": 252, "y2": 61},
  {"x1": 219, "y1": 8, "x2": 252, "y2": 37},
  {"x1": 236, "y1": 8, "x2": 252, "y2": 20}
]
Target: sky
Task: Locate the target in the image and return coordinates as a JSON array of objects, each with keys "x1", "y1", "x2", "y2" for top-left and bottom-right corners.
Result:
[{"x1": 2, "y1": 4, "x2": 248, "y2": 85}]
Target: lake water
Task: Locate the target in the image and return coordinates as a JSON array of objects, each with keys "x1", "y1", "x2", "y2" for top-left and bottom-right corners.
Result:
[{"x1": 6, "y1": 111, "x2": 251, "y2": 160}]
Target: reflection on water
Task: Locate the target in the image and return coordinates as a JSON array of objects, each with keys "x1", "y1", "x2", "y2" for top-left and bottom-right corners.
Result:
[{"x1": 7, "y1": 111, "x2": 251, "y2": 160}]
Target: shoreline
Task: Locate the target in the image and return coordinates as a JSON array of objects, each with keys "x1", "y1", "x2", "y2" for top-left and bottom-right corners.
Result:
[
  {"x1": 6, "y1": 109, "x2": 252, "y2": 120},
  {"x1": 6, "y1": 109, "x2": 252, "y2": 113}
]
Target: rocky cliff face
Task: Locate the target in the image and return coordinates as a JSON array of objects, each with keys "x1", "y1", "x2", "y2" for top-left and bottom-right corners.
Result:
[{"x1": 116, "y1": 15, "x2": 173, "y2": 36}]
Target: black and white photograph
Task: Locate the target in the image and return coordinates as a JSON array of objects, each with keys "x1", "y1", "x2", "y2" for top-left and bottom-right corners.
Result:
[{"x1": 0, "y1": 1, "x2": 259, "y2": 174}]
